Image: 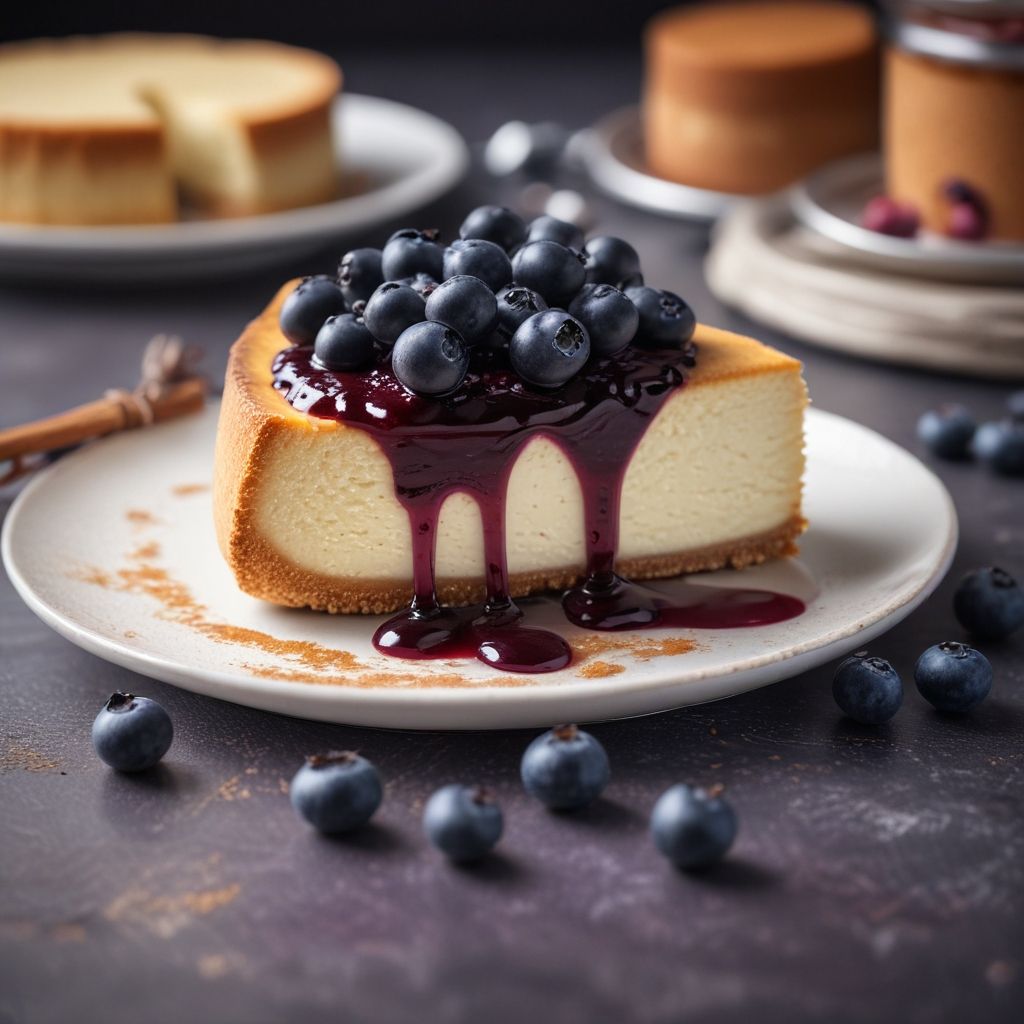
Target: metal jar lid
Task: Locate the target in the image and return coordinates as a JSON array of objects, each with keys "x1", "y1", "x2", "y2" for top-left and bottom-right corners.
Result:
[{"x1": 887, "y1": 0, "x2": 1024, "y2": 69}]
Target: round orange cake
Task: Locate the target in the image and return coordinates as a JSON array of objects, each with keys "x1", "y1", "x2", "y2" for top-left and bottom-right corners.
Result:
[{"x1": 644, "y1": 0, "x2": 879, "y2": 194}]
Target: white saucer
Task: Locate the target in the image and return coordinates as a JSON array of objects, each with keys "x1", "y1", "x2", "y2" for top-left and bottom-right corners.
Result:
[
  {"x1": 581, "y1": 107, "x2": 738, "y2": 223},
  {"x1": 0, "y1": 94, "x2": 469, "y2": 284},
  {"x1": 791, "y1": 153, "x2": 1024, "y2": 284},
  {"x1": 2, "y1": 405, "x2": 956, "y2": 730}
]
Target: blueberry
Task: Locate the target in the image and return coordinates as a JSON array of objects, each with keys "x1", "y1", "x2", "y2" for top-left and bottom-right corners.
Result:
[
  {"x1": 425, "y1": 275, "x2": 498, "y2": 344},
  {"x1": 520, "y1": 723, "x2": 609, "y2": 810},
  {"x1": 381, "y1": 228, "x2": 444, "y2": 281},
  {"x1": 651, "y1": 784, "x2": 737, "y2": 870},
  {"x1": 568, "y1": 284, "x2": 639, "y2": 356},
  {"x1": 400, "y1": 273, "x2": 440, "y2": 299},
  {"x1": 363, "y1": 281, "x2": 426, "y2": 346},
  {"x1": 423, "y1": 784, "x2": 503, "y2": 862},
  {"x1": 916, "y1": 405, "x2": 976, "y2": 460},
  {"x1": 973, "y1": 420, "x2": 1024, "y2": 477},
  {"x1": 290, "y1": 751, "x2": 383, "y2": 834},
  {"x1": 313, "y1": 313, "x2": 376, "y2": 372},
  {"x1": 526, "y1": 214, "x2": 584, "y2": 250},
  {"x1": 279, "y1": 275, "x2": 347, "y2": 346},
  {"x1": 626, "y1": 286, "x2": 696, "y2": 348},
  {"x1": 914, "y1": 642, "x2": 993, "y2": 712},
  {"x1": 953, "y1": 567, "x2": 1024, "y2": 640},
  {"x1": 92, "y1": 691, "x2": 173, "y2": 772},
  {"x1": 337, "y1": 247, "x2": 383, "y2": 307},
  {"x1": 1007, "y1": 391, "x2": 1024, "y2": 422},
  {"x1": 831, "y1": 651, "x2": 903, "y2": 724},
  {"x1": 443, "y1": 238, "x2": 513, "y2": 292},
  {"x1": 392, "y1": 321, "x2": 470, "y2": 396},
  {"x1": 510, "y1": 310, "x2": 590, "y2": 389},
  {"x1": 511, "y1": 240, "x2": 587, "y2": 306},
  {"x1": 583, "y1": 236, "x2": 642, "y2": 288},
  {"x1": 459, "y1": 205, "x2": 527, "y2": 252},
  {"x1": 494, "y1": 285, "x2": 548, "y2": 339},
  {"x1": 862, "y1": 196, "x2": 920, "y2": 238}
]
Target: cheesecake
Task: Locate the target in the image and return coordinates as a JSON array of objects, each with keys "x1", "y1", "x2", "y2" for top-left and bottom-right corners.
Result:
[
  {"x1": 214, "y1": 209, "x2": 808, "y2": 672},
  {"x1": 0, "y1": 34, "x2": 340, "y2": 225},
  {"x1": 644, "y1": 1, "x2": 878, "y2": 194}
]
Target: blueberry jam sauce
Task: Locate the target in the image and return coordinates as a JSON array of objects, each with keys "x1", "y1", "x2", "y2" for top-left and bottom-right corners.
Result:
[{"x1": 272, "y1": 344, "x2": 805, "y2": 673}]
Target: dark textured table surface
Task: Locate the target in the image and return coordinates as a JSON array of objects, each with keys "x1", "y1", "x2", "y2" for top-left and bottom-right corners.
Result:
[{"x1": 1, "y1": 50, "x2": 1022, "y2": 1024}]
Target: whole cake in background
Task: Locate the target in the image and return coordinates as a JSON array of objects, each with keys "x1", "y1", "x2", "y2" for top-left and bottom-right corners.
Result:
[
  {"x1": 0, "y1": 34, "x2": 341, "y2": 225},
  {"x1": 643, "y1": 0, "x2": 878, "y2": 194}
]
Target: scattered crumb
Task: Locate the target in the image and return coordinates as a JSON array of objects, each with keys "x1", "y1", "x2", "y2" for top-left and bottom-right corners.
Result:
[
  {"x1": 0, "y1": 743, "x2": 59, "y2": 773},
  {"x1": 172, "y1": 483, "x2": 210, "y2": 497},
  {"x1": 570, "y1": 634, "x2": 697, "y2": 662},
  {"x1": 986, "y1": 961, "x2": 1016, "y2": 987},
  {"x1": 51, "y1": 923, "x2": 86, "y2": 944},
  {"x1": 577, "y1": 660, "x2": 626, "y2": 679},
  {"x1": 125, "y1": 509, "x2": 157, "y2": 526}
]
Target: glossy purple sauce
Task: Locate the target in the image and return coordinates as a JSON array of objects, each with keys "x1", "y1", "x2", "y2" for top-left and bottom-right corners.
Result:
[{"x1": 272, "y1": 342, "x2": 804, "y2": 672}]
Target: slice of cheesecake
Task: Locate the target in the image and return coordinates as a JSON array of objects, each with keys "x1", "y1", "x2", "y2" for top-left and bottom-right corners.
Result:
[
  {"x1": 214, "y1": 283, "x2": 807, "y2": 615},
  {"x1": 0, "y1": 34, "x2": 340, "y2": 225}
]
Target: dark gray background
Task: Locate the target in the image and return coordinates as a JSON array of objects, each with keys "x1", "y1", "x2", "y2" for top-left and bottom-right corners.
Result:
[{"x1": 1, "y1": 46, "x2": 1023, "y2": 1024}]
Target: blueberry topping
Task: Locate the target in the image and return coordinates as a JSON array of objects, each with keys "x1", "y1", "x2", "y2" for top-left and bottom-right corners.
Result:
[
  {"x1": 973, "y1": 420, "x2": 1024, "y2": 476},
  {"x1": 914, "y1": 642, "x2": 993, "y2": 713},
  {"x1": 443, "y1": 238, "x2": 513, "y2": 292},
  {"x1": 381, "y1": 228, "x2": 444, "y2": 281},
  {"x1": 651, "y1": 784, "x2": 737, "y2": 870},
  {"x1": 943, "y1": 178, "x2": 985, "y2": 208},
  {"x1": 948, "y1": 203, "x2": 988, "y2": 241},
  {"x1": 511, "y1": 240, "x2": 587, "y2": 306},
  {"x1": 583, "y1": 236, "x2": 641, "y2": 287},
  {"x1": 459, "y1": 205, "x2": 527, "y2": 252},
  {"x1": 519, "y1": 723, "x2": 609, "y2": 810},
  {"x1": 510, "y1": 310, "x2": 590, "y2": 389},
  {"x1": 392, "y1": 321, "x2": 470, "y2": 396},
  {"x1": 568, "y1": 283, "x2": 639, "y2": 357},
  {"x1": 290, "y1": 751, "x2": 383, "y2": 834},
  {"x1": 313, "y1": 313, "x2": 376, "y2": 372},
  {"x1": 627, "y1": 286, "x2": 696, "y2": 348},
  {"x1": 862, "y1": 196, "x2": 920, "y2": 238},
  {"x1": 425, "y1": 275, "x2": 498, "y2": 344},
  {"x1": 423, "y1": 784, "x2": 503, "y2": 862},
  {"x1": 953, "y1": 567, "x2": 1024, "y2": 641},
  {"x1": 91, "y1": 691, "x2": 173, "y2": 772},
  {"x1": 526, "y1": 214, "x2": 584, "y2": 250},
  {"x1": 279, "y1": 275, "x2": 347, "y2": 346},
  {"x1": 832, "y1": 651, "x2": 903, "y2": 724},
  {"x1": 363, "y1": 281, "x2": 426, "y2": 346},
  {"x1": 916, "y1": 405, "x2": 976, "y2": 460},
  {"x1": 337, "y1": 248, "x2": 384, "y2": 307},
  {"x1": 494, "y1": 285, "x2": 548, "y2": 339}
]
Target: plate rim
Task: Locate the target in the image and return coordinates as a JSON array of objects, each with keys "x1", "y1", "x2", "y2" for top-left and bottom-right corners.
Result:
[{"x1": 1, "y1": 406, "x2": 958, "y2": 721}]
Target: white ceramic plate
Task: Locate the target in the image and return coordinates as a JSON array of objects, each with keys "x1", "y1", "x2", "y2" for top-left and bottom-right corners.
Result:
[
  {"x1": 0, "y1": 94, "x2": 469, "y2": 284},
  {"x1": 791, "y1": 153, "x2": 1024, "y2": 284},
  {"x1": 2, "y1": 405, "x2": 956, "y2": 730},
  {"x1": 582, "y1": 107, "x2": 738, "y2": 223}
]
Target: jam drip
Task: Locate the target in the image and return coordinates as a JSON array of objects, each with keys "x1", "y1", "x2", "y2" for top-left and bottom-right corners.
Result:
[{"x1": 272, "y1": 343, "x2": 804, "y2": 672}]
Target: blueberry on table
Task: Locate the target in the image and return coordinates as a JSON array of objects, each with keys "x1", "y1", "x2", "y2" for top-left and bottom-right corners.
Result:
[
  {"x1": 313, "y1": 313, "x2": 376, "y2": 372},
  {"x1": 916, "y1": 405, "x2": 976, "y2": 460},
  {"x1": 511, "y1": 239, "x2": 587, "y2": 306},
  {"x1": 832, "y1": 651, "x2": 903, "y2": 724},
  {"x1": 381, "y1": 227, "x2": 444, "y2": 281},
  {"x1": 583, "y1": 235, "x2": 642, "y2": 288},
  {"x1": 569, "y1": 283, "x2": 640, "y2": 357},
  {"x1": 443, "y1": 238, "x2": 513, "y2": 292},
  {"x1": 627, "y1": 286, "x2": 696, "y2": 348},
  {"x1": 973, "y1": 420, "x2": 1024, "y2": 477},
  {"x1": 459, "y1": 204, "x2": 527, "y2": 252},
  {"x1": 92, "y1": 691, "x2": 173, "y2": 772},
  {"x1": 337, "y1": 247, "x2": 384, "y2": 307},
  {"x1": 953, "y1": 567, "x2": 1024, "y2": 641},
  {"x1": 425, "y1": 275, "x2": 498, "y2": 344},
  {"x1": 392, "y1": 321, "x2": 470, "y2": 397},
  {"x1": 510, "y1": 310, "x2": 590, "y2": 389},
  {"x1": 423, "y1": 784, "x2": 503, "y2": 862},
  {"x1": 363, "y1": 281, "x2": 426, "y2": 346},
  {"x1": 651, "y1": 784, "x2": 737, "y2": 870},
  {"x1": 290, "y1": 751, "x2": 382, "y2": 834},
  {"x1": 520, "y1": 723, "x2": 609, "y2": 810},
  {"x1": 494, "y1": 285, "x2": 548, "y2": 339},
  {"x1": 279, "y1": 275, "x2": 347, "y2": 346},
  {"x1": 914, "y1": 642, "x2": 993, "y2": 713},
  {"x1": 526, "y1": 214, "x2": 584, "y2": 250}
]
